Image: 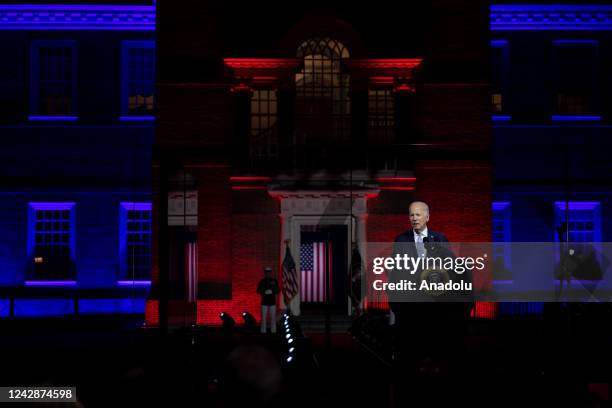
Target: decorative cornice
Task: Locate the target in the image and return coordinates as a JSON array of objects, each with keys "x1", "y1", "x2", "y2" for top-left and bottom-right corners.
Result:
[
  {"x1": 346, "y1": 59, "x2": 422, "y2": 90},
  {"x1": 346, "y1": 59, "x2": 423, "y2": 70},
  {"x1": 268, "y1": 190, "x2": 378, "y2": 199},
  {"x1": 368, "y1": 76, "x2": 394, "y2": 86},
  {"x1": 0, "y1": 4, "x2": 154, "y2": 31},
  {"x1": 376, "y1": 176, "x2": 417, "y2": 190},
  {"x1": 554, "y1": 201, "x2": 600, "y2": 210},
  {"x1": 230, "y1": 176, "x2": 272, "y2": 189},
  {"x1": 491, "y1": 5, "x2": 612, "y2": 31},
  {"x1": 2, "y1": 5, "x2": 611, "y2": 32},
  {"x1": 224, "y1": 58, "x2": 301, "y2": 70},
  {"x1": 224, "y1": 58, "x2": 302, "y2": 86},
  {"x1": 271, "y1": 191, "x2": 377, "y2": 216}
]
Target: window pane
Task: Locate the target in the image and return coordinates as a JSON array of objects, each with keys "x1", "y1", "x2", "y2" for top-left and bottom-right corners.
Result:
[
  {"x1": 29, "y1": 205, "x2": 73, "y2": 280},
  {"x1": 35, "y1": 44, "x2": 74, "y2": 115},
  {"x1": 125, "y1": 207, "x2": 152, "y2": 280},
  {"x1": 125, "y1": 43, "x2": 155, "y2": 115}
]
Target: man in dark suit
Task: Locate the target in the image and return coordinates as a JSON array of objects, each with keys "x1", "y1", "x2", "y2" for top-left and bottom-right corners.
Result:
[
  {"x1": 390, "y1": 201, "x2": 451, "y2": 305},
  {"x1": 393, "y1": 200, "x2": 449, "y2": 258},
  {"x1": 389, "y1": 201, "x2": 472, "y2": 375}
]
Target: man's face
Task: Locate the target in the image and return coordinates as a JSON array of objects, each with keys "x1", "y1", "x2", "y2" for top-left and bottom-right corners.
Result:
[{"x1": 409, "y1": 203, "x2": 429, "y2": 233}]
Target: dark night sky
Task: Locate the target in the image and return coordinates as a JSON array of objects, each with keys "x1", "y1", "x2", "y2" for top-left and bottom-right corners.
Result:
[{"x1": 160, "y1": 0, "x2": 436, "y2": 58}]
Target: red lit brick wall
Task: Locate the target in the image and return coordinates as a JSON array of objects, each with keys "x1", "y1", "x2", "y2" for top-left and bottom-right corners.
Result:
[
  {"x1": 415, "y1": 160, "x2": 491, "y2": 242},
  {"x1": 415, "y1": 159, "x2": 492, "y2": 318},
  {"x1": 197, "y1": 201, "x2": 279, "y2": 325},
  {"x1": 367, "y1": 191, "x2": 414, "y2": 242},
  {"x1": 195, "y1": 166, "x2": 232, "y2": 284},
  {"x1": 157, "y1": 87, "x2": 233, "y2": 148},
  {"x1": 145, "y1": 300, "x2": 159, "y2": 326},
  {"x1": 418, "y1": 85, "x2": 490, "y2": 147},
  {"x1": 364, "y1": 162, "x2": 491, "y2": 313},
  {"x1": 367, "y1": 214, "x2": 410, "y2": 243}
]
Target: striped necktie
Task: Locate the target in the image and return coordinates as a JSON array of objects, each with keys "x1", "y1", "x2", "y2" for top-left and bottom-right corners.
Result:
[{"x1": 416, "y1": 232, "x2": 426, "y2": 257}]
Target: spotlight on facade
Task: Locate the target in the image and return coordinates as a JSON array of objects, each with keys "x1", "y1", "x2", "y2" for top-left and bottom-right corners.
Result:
[
  {"x1": 220, "y1": 312, "x2": 235, "y2": 330},
  {"x1": 288, "y1": 338, "x2": 294, "y2": 344},
  {"x1": 289, "y1": 347, "x2": 295, "y2": 353},
  {"x1": 285, "y1": 333, "x2": 291, "y2": 339},
  {"x1": 286, "y1": 356, "x2": 293, "y2": 363},
  {"x1": 241, "y1": 311, "x2": 257, "y2": 328}
]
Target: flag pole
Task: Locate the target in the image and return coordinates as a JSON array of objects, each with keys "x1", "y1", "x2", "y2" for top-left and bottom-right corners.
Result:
[
  {"x1": 284, "y1": 239, "x2": 290, "y2": 316},
  {"x1": 282, "y1": 239, "x2": 295, "y2": 316}
]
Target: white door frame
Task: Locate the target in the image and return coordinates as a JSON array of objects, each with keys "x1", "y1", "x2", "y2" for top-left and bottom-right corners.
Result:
[{"x1": 270, "y1": 190, "x2": 377, "y2": 315}]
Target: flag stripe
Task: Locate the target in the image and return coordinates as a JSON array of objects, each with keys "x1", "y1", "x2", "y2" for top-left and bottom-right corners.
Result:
[
  {"x1": 327, "y1": 242, "x2": 332, "y2": 302},
  {"x1": 321, "y1": 242, "x2": 325, "y2": 301},
  {"x1": 300, "y1": 241, "x2": 328, "y2": 303}
]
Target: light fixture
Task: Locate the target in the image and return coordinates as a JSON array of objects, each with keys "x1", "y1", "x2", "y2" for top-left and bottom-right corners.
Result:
[
  {"x1": 241, "y1": 311, "x2": 257, "y2": 329},
  {"x1": 220, "y1": 312, "x2": 235, "y2": 330}
]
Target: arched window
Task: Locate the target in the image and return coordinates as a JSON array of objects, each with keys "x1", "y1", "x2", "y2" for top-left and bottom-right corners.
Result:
[{"x1": 295, "y1": 38, "x2": 350, "y2": 142}]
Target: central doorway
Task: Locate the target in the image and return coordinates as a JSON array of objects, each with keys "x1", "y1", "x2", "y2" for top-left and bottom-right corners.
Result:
[{"x1": 299, "y1": 224, "x2": 348, "y2": 311}]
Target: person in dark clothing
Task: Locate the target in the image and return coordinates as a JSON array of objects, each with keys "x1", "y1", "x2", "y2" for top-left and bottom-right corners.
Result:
[
  {"x1": 257, "y1": 266, "x2": 280, "y2": 334},
  {"x1": 389, "y1": 201, "x2": 473, "y2": 375}
]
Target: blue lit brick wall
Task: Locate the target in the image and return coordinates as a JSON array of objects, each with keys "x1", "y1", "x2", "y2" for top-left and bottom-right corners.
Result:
[
  {"x1": 0, "y1": 195, "x2": 28, "y2": 285},
  {"x1": 0, "y1": 193, "x2": 151, "y2": 287},
  {"x1": 0, "y1": 24, "x2": 154, "y2": 316}
]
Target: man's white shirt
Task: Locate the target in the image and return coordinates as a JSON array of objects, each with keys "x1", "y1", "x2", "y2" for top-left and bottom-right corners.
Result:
[
  {"x1": 414, "y1": 227, "x2": 428, "y2": 243},
  {"x1": 414, "y1": 227, "x2": 428, "y2": 257}
]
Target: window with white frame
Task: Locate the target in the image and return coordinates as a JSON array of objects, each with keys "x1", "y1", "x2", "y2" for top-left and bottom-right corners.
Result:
[
  {"x1": 27, "y1": 202, "x2": 76, "y2": 281},
  {"x1": 121, "y1": 41, "x2": 155, "y2": 116},
  {"x1": 554, "y1": 201, "x2": 601, "y2": 243},
  {"x1": 554, "y1": 201, "x2": 602, "y2": 281},
  {"x1": 491, "y1": 40, "x2": 509, "y2": 114},
  {"x1": 30, "y1": 41, "x2": 77, "y2": 116},
  {"x1": 119, "y1": 203, "x2": 152, "y2": 281}
]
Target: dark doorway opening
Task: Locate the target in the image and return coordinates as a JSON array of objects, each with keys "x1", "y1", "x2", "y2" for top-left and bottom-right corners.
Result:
[{"x1": 299, "y1": 224, "x2": 348, "y2": 311}]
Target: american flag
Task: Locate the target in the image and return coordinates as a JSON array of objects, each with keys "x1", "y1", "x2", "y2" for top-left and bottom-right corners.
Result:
[
  {"x1": 300, "y1": 242, "x2": 330, "y2": 303},
  {"x1": 282, "y1": 246, "x2": 298, "y2": 304}
]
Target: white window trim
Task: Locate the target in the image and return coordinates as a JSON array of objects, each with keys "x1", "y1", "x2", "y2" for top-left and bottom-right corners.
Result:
[
  {"x1": 119, "y1": 202, "x2": 152, "y2": 283},
  {"x1": 27, "y1": 202, "x2": 76, "y2": 282}
]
